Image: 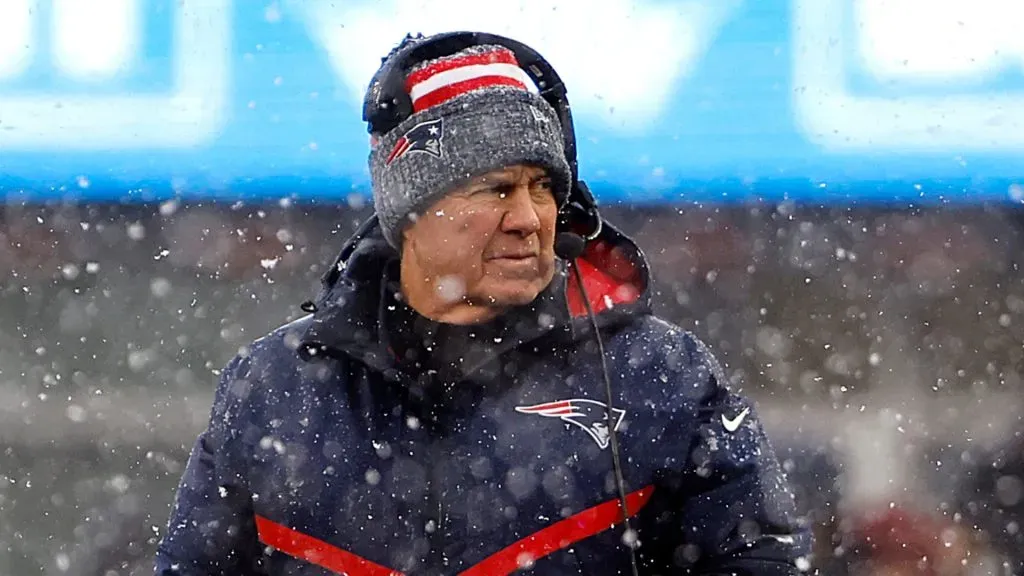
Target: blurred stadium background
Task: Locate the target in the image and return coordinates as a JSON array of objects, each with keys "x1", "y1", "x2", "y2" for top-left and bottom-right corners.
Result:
[{"x1": 2, "y1": 1, "x2": 1023, "y2": 574}]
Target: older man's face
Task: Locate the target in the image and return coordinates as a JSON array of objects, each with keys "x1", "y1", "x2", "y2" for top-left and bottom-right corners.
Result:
[{"x1": 401, "y1": 164, "x2": 558, "y2": 314}]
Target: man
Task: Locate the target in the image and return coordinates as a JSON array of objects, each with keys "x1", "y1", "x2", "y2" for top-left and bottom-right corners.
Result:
[{"x1": 156, "y1": 32, "x2": 811, "y2": 575}]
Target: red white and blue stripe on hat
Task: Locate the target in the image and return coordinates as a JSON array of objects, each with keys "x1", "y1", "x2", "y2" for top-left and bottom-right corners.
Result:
[{"x1": 404, "y1": 45, "x2": 539, "y2": 113}]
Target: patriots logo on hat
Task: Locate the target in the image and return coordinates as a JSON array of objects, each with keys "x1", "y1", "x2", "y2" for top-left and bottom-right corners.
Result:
[
  {"x1": 515, "y1": 399, "x2": 626, "y2": 450},
  {"x1": 385, "y1": 118, "x2": 444, "y2": 166}
]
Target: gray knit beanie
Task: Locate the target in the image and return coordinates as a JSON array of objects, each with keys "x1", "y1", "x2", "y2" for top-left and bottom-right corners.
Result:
[{"x1": 369, "y1": 44, "x2": 572, "y2": 248}]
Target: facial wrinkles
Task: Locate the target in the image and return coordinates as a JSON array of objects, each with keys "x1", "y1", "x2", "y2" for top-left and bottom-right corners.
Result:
[{"x1": 399, "y1": 164, "x2": 555, "y2": 323}]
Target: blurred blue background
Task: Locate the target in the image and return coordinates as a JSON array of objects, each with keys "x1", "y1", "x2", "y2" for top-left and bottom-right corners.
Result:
[{"x1": 2, "y1": 0, "x2": 1023, "y2": 204}]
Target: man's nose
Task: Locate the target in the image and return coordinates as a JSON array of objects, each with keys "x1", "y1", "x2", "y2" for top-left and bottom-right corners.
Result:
[{"x1": 499, "y1": 186, "x2": 542, "y2": 236}]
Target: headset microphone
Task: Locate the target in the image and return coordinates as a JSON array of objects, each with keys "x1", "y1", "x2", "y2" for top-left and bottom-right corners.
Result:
[{"x1": 554, "y1": 232, "x2": 586, "y2": 260}]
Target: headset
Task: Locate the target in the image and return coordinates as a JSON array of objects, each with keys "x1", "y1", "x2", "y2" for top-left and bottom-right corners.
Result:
[{"x1": 362, "y1": 31, "x2": 603, "y2": 247}]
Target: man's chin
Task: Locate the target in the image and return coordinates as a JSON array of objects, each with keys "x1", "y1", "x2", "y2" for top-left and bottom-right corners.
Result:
[
  {"x1": 470, "y1": 271, "x2": 555, "y2": 309},
  {"x1": 489, "y1": 291, "x2": 541, "y2": 308},
  {"x1": 474, "y1": 283, "x2": 544, "y2": 309}
]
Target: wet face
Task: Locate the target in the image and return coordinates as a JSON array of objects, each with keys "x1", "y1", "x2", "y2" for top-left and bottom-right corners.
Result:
[{"x1": 400, "y1": 164, "x2": 559, "y2": 324}]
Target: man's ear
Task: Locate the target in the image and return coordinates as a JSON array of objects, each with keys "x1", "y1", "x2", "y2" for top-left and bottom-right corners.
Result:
[{"x1": 399, "y1": 221, "x2": 415, "y2": 256}]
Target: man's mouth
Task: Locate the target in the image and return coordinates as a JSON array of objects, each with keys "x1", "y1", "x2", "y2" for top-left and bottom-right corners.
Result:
[{"x1": 490, "y1": 252, "x2": 537, "y2": 261}]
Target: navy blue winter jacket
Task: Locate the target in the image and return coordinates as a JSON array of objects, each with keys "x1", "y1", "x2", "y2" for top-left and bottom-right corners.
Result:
[{"x1": 156, "y1": 217, "x2": 811, "y2": 575}]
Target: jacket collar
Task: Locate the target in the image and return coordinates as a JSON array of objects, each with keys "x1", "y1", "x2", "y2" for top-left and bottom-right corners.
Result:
[{"x1": 298, "y1": 215, "x2": 652, "y2": 377}]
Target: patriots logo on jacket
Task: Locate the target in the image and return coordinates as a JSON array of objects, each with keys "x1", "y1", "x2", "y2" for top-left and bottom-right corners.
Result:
[
  {"x1": 385, "y1": 118, "x2": 443, "y2": 166},
  {"x1": 515, "y1": 399, "x2": 626, "y2": 450}
]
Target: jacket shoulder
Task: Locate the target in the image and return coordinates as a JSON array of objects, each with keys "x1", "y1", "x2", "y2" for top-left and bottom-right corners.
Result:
[
  {"x1": 619, "y1": 315, "x2": 724, "y2": 376},
  {"x1": 212, "y1": 315, "x2": 317, "y2": 406},
  {"x1": 610, "y1": 314, "x2": 728, "y2": 410},
  {"x1": 239, "y1": 315, "x2": 315, "y2": 375},
  {"x1": 207, "y1": 315, "x2": 325, "y2": 437}
]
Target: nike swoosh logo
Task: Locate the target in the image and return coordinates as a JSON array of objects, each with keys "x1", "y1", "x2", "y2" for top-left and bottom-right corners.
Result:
[{"x1": 721, "y1": 407, "x2": 750, "y2": 432}]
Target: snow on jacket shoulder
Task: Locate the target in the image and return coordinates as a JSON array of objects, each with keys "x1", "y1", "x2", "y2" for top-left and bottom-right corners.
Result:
[{"x1": 156, "y1": 217, "x2": 812, "y2": 575}]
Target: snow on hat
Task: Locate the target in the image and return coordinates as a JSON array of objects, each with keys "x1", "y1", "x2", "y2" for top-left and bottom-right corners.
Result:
[{"x1": 369, "y1": 44, "x2": 572, "y2": 249}]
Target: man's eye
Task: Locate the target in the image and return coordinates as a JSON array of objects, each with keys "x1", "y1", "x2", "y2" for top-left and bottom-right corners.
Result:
[
  {"x1": 471, "y1": 185, "x2": 500, "y2": 195},
  {"x1": 491, "y1": 184, "x2": 518, "y2": 196},
  {"x1": 532, "y1": 180, "x2": 555, "y2": 198}
]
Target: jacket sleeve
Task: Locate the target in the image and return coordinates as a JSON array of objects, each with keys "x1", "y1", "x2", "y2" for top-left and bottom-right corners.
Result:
[
  {"x1": 659, "y1": 334, "x2": 813, "y2": 575},
  {"x1": 155, "y1": 355, "x2": 266, "y2": 575}
]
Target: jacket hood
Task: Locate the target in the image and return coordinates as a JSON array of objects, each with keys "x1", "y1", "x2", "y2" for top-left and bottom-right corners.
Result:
[{"x1": 298, "y1": 215, "x2": 652, "y2": 373}]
